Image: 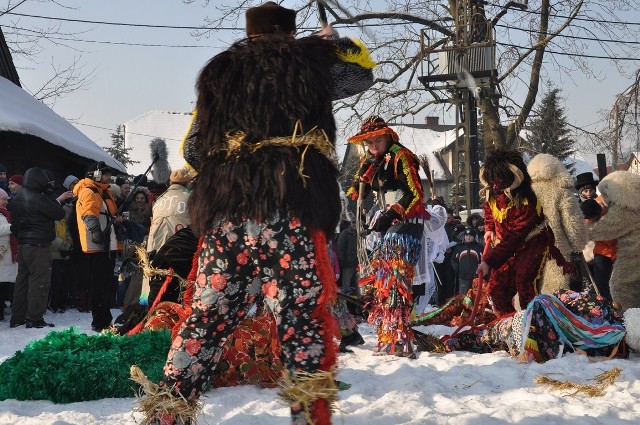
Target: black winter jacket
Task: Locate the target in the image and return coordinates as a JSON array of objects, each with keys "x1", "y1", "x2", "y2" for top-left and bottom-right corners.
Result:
[
  {"x1": 337, "y1": 228, "x2": 358, "y2": 268},
  {"x1": 9, "y1": 167, "x2": 65, "y2": 246}
]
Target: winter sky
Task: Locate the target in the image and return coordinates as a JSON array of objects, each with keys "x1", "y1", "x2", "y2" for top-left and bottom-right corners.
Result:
[{"x1": 2, "y1": 0, "x2": 640, "y2": 165}]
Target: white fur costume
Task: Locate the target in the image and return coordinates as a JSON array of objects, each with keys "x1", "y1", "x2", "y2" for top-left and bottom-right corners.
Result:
[
  {"x1": 589, "y1": 171, "x2": 640, "y2": 311},
  {"x1": 528, "y1": 154, "x2": 588, "y2": 294}
]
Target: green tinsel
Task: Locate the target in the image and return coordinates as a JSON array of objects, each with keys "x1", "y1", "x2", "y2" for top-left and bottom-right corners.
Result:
[{"x1": 0, "y1": 327, "x2": 171, "y2": 403}]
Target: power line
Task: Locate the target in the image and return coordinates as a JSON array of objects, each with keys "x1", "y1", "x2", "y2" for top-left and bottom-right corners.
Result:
[
  {"x1": 2, "y1": 11, "x2": 216, "y2": 30},
  {"x1": 0, "y1": 0, "x2": 27, "y2": 17},
  {"x1": 495, "y1": 23, "x2": 640, "y2": 46},
  {"x1": 497, "y1": 41, "x2": 640, "y2": 61},
  {"x1": 10, "y1": 28, "x2": 216, "y2": 48},
  {"x1": 76, "y1": 121, "x2": 185, "y2": 143},
  {"x1": 489, "y1": 4, "x2": 640, "y2": 26}
]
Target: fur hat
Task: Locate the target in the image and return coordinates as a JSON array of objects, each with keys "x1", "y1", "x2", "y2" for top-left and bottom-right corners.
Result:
[
  {"x1": 9, "y1": 174, "x2": 23, "y2": 186},
  {"x1": 596, "y1": 171, "x2": 640, "y2": 210},
  {"x1": 527, "y1": 153, "x2": 573, "y2": 187},
  {"x1": 624, "y1": 308, "x2": 640, "y2": 351},
  {"x1": 574, "y1": 172, "x2": 599, "y2": 191},
  {"x1": 109, "y1": 183, "x2": 121, "y2": 199},
  {"x1": 170, "y1": 169, "x2": 194, "y2": 184},
  {"x1": 348, "y1": 116, "x2": 399, "y2": 144},
  {"x1": 246, "y1": 2, "x2": 296, "y2": 36},
  {"x1": 63, "y1": 175, "x2": 80, "y2": 190}
]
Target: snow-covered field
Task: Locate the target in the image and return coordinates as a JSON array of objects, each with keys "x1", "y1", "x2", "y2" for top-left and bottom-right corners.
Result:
[{"x1": 1, "y1": 309, "x2": 640, "y2": 425}]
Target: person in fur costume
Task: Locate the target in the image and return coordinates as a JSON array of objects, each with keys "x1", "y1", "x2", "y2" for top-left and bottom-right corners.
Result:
[
  {"x1": 587, "y1": 171, "x2": 640, "y2": 312},
  {"x1": 135, "y1": 3, "x2": 376, "y2": 424},
  {"x1": 477, "y1": 149, "x2": 561, "y2": 318},
  {"x1": 527, "y1": 154, "x2": 588, "y2": 294},
  {"x1": 347, "y1": 116, "x2": 431, "y2": 358}
]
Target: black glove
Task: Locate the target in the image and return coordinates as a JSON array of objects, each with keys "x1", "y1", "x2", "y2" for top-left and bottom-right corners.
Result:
[
  {"x1": 580, "y1": 199, "x2": 602, "y2": 220},
  {"x1": 374, "y1": 210, "x2": 401, "y2": 234},
  {"x1": 90, "y1": 228, "x2": 105, "y2": 244}
]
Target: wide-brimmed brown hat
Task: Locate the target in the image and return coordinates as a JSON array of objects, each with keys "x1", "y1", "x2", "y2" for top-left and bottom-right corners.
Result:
[{"x1": 347, "y1": 116, "x2": 399, "y2": 144}]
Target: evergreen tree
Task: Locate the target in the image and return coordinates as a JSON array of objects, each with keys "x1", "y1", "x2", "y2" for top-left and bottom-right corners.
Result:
[
  {"x1": 104, "y1": 125, "x2": 138, "y2": 168},
  {"x1": 522, "y1": 88, "x2": 576, "y2": 162}
]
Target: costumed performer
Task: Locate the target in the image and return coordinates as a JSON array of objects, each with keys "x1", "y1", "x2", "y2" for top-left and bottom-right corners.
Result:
[
  {"x1": 586, "y1": 171, "x2": 640, "y2": 312},
  {"x1": 412, "y1": 202, "x2": 448, "y2": 315},
  {"x1": 133, "y1": 2, "x2": 376, "y2": 424},
  {"x1": 527, "y1": 153, "x2": 588, "y2": 294},
  {"x1": 346, "y1": 116, "x2": 429, "y2": 358},
  {"x1": 476, "y1": 149, "x2": 561, "y2": 318}
]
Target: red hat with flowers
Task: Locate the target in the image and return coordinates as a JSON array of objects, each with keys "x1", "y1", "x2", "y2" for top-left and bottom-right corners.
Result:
[{"x1": 347, "y1": 115, "x2": 399, "y2": 144}]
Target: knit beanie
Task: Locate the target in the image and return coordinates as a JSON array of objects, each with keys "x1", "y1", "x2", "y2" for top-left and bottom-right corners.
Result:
[
  {"x1": 0, "y1": 188, "x2": 8, "y2": 199},
  {"x1": 9, "y1": 175, "x2": 23, "y2": 187},
  {"x1": 246, "y1": 2, "x2": 296, "y2": 36},
  {"x1": 63, "y1": 175, "x2": 80, "y2": 190},
  {"x1": 0, "y1": 163, "x2": 6, "y2": 174}
]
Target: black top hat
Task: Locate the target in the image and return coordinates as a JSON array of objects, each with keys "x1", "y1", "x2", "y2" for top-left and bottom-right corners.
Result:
[{"x1": 574, "y1": 172, "x2": 599, "y2": 191}]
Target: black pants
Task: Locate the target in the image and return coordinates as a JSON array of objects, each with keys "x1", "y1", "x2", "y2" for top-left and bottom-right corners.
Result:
[
  {"x1": 85, "y1": 252, "x2": 116, "y2": 328},
  {"x1": 12, "y1": 244, "x2": 52, "y2": 323},
  {"x1": 49, "y1": 259, "x2": 70, "y2": 311},
  {"x1": 593, "y1": 254, "x2": 613, "y2": 301}
]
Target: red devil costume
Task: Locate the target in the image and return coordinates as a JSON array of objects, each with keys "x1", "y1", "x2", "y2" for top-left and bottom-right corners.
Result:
[
  {"x1": 478, "y1": 149, "x2": 557, "y2": 318},
  {"x1": 134, "y1": 3, "x2": 376, "y2": 425},
  {"x1": 347, "y1": 116, "x2": 429, "y2": 357}
]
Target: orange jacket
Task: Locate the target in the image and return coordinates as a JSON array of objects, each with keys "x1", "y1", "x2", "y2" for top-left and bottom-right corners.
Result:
[
  {"x1": 73, "y1": 178, "x2": 119, "y2": 253},
  {"x1": 591, "y1": 196, "x2": 617, "y2": 261}
]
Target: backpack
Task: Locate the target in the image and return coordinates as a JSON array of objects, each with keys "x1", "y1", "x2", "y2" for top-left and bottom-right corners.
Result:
[{"x1": 67, "y1": 197, "x2": 83, "y2": 254}]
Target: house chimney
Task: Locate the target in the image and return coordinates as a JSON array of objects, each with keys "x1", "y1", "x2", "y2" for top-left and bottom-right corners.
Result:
[{"x1": 425, "y1": 116, "x2": 439, "y2": 126}]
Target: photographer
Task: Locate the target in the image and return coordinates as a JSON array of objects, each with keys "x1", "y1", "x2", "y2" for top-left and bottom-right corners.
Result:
[{"x1": 72, "y1": 161, "x2": 120, "y2": 332}]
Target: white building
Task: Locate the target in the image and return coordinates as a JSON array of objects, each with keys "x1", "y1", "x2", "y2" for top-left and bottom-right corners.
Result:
[{"x1": 123, "y1": 111, "x2": 193, "y2": 177}]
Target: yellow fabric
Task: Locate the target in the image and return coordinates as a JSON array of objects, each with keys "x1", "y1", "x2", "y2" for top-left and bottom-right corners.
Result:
[
  {"x1": 179, "y1": 110, "x2": 198, "y2": 174},
  {"x1": 336, "y1": 38, "x2": 377, "y2": 69},
  {"x1": 55, "y1": 219, "x2": 67, "y2": 241}
]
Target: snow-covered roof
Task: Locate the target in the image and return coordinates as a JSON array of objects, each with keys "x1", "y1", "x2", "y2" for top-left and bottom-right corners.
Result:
[
  {"x1": 391, "y1": 125, "x2": 458, "y2": 180},
  {"x1": 123, "y1": 111, "x2": 192, "y2": 177},
  {"x1": 0, "y1": 76, "x2": 125, "y2": 172}
]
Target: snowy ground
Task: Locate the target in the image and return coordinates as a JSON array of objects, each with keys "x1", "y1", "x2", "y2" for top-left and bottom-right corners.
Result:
[{"x1": 1, "y1": 308, "x2": 640, "y2": 425}]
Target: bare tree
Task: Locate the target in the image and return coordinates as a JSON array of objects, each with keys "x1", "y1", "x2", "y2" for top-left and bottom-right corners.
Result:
[
  {"x1": 1, "y1": 0, "x2": 95, "y2": 105},
  {"x1": 576, "y1": 69, "x2": 640, "y2": 167},
  {"x1": 180, "y1": 1, "x2": 640, "y2": 150}
]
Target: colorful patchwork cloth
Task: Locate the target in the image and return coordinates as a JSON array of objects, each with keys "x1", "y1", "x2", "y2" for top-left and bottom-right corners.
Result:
[{"x1": 446, "y1": 290, "x2": 626, "y2": 362}]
